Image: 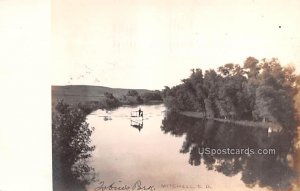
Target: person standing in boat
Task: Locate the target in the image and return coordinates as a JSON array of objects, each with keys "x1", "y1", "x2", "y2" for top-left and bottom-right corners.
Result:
[{"x1": 138, "y1": 108, "x2": 143, "y2": 117}]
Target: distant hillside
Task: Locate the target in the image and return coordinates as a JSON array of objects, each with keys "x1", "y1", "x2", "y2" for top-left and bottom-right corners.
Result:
[{"x1": 52, "y1": 85, "x2": 152, "y2": 105}]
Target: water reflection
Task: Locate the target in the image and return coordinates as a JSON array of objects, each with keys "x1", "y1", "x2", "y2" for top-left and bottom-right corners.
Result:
[
  {"x1": 161, "y1": 111, "x2": 298, "y2": 190},
  {"x1": 130, "y1": 120, "x2": 144, "y2": 132}
]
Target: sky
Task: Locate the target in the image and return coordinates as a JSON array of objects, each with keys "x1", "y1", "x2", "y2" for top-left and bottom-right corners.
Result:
[{"x1": 52, "y1": 0, "x2": 300, "y2": 90}]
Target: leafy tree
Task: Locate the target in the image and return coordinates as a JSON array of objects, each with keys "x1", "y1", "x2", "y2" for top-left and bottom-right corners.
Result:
[
  {"x1": 52, "y1": 100, "x2": 95, "y2": 191},
  {"x1": 161, "y1": 86, "x2": 171, "y2": 98},
  {"x1": 296, "y1": 75, "x2": 300, "y2": 85},
  {"x1": 141, "y1": 91, "x2": 162, "y2": 103},
  {"x1": 252, "y1": 58, "x2": 297, "y2": 128},
  {"x1": 102, "y1": 92, "x2": 120, "y2": 109},
  {"x1": 243, "y1": 57, "x2": 260, "y2": 79},
  {"x1": 127, "y1": 90, "x2": 139, "y2": 97}
]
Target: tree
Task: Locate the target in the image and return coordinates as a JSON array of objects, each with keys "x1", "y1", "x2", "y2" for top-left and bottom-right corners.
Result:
[
  {"x1": 161, "y1": 86, "x2": 171, "y2": 98},
  {"x1": 141, "y1": 91, "x2": 162, "y2": 103},
  {"x1": 252, "y1": 58, "x2": 297, "y2": 128},
  {"x1": 296, "y1": 75, "x2": 300, "y2": 86},
  {"x1": 127, "y1": 90, "x2": 139, "y2": 97},
  {"x1": 243, "y1": 57, "x2": 260, "y2": 79},
  {"x1": 102, "y1": 92, "x2": 120, "y2": 109},
  {"x1": 52, "y1": 100, "x2": 95, "y2": 190}
]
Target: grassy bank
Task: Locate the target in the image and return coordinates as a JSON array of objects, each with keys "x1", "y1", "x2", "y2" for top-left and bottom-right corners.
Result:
[{"x1": 180, "y1": 111, "x2": 282, "y2": 131}]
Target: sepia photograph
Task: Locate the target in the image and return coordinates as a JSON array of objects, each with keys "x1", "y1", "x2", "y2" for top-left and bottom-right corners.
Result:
[{"x1": 51, "y1": 1, "x2": 300, "y2": 191}]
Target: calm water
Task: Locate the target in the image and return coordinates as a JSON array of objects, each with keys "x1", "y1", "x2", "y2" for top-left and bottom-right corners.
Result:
[{"x1": 85, "y1": 104, "x2": 297, "y2": 191}]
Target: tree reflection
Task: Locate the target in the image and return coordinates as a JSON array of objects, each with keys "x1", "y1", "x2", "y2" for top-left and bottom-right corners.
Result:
[
  {"x1": 52, "y1": 100, "x2": 96, "y2": 191},
  {"x1": 161, "y1": 112, "x2": 298, "y2": 190}
]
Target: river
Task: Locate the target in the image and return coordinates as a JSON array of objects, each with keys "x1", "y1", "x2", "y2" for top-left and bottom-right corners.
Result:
[{"x1": 85, "y1": 104, "x2": 298, "y2": 191}]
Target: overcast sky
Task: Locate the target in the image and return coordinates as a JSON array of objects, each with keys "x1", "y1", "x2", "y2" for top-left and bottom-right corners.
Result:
[{"x1": 52, "y1": 0, "x2": 300, "y2": 90}]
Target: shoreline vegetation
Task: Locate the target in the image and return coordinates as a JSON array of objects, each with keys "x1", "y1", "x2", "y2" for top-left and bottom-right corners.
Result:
[
  {"x1": 161, "y1": 57, "x2": 300, "y2": 133},
  {"x1": 180, "y1": 111, "x2": 282, "y2": 131}
]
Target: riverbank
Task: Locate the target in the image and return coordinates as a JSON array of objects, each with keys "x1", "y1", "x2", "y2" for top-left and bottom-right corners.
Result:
[
  {"x1": 52, "y1": 85, "x2": 163, "y2": 114},
  {"x1": 180, "y1": 111, "x2": 282, "y2": 131},
  {"x1": 52, "y1": 85, "x2": 152, "y2": 105}
]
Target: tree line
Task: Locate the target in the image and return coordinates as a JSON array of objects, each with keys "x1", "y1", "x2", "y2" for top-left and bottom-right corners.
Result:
[
  {"x1": 78, "y1": 90, "x2": 163, "y2": 114},
  {"x1": 162, "y1": 57, "x2": 299, "y2": 130}
]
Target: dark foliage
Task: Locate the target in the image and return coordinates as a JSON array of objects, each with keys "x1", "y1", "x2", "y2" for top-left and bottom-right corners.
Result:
[
  {"x1": 141, "y1": 90, "x2": 163, "y2": 103},
  {"x1": 52, "y1": 100, "x2": 95, "y2": 191},
  {"x1": 102, "y1": 92, "x2": 121, "y2": 109},
  {"x1": 127, "y1": 90, "x2": 139, "y2": 97},
  {"x1": 162, "y1": 57, "x2": 298, "y2": 131}
]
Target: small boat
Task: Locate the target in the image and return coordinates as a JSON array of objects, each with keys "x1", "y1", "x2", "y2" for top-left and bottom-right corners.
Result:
[
  {"x1": 131, "y1": 108, "x2": 143, "y2": 118},
  {"x1": 103, "y1": 116, "x2": 112, "y2": 121}
]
